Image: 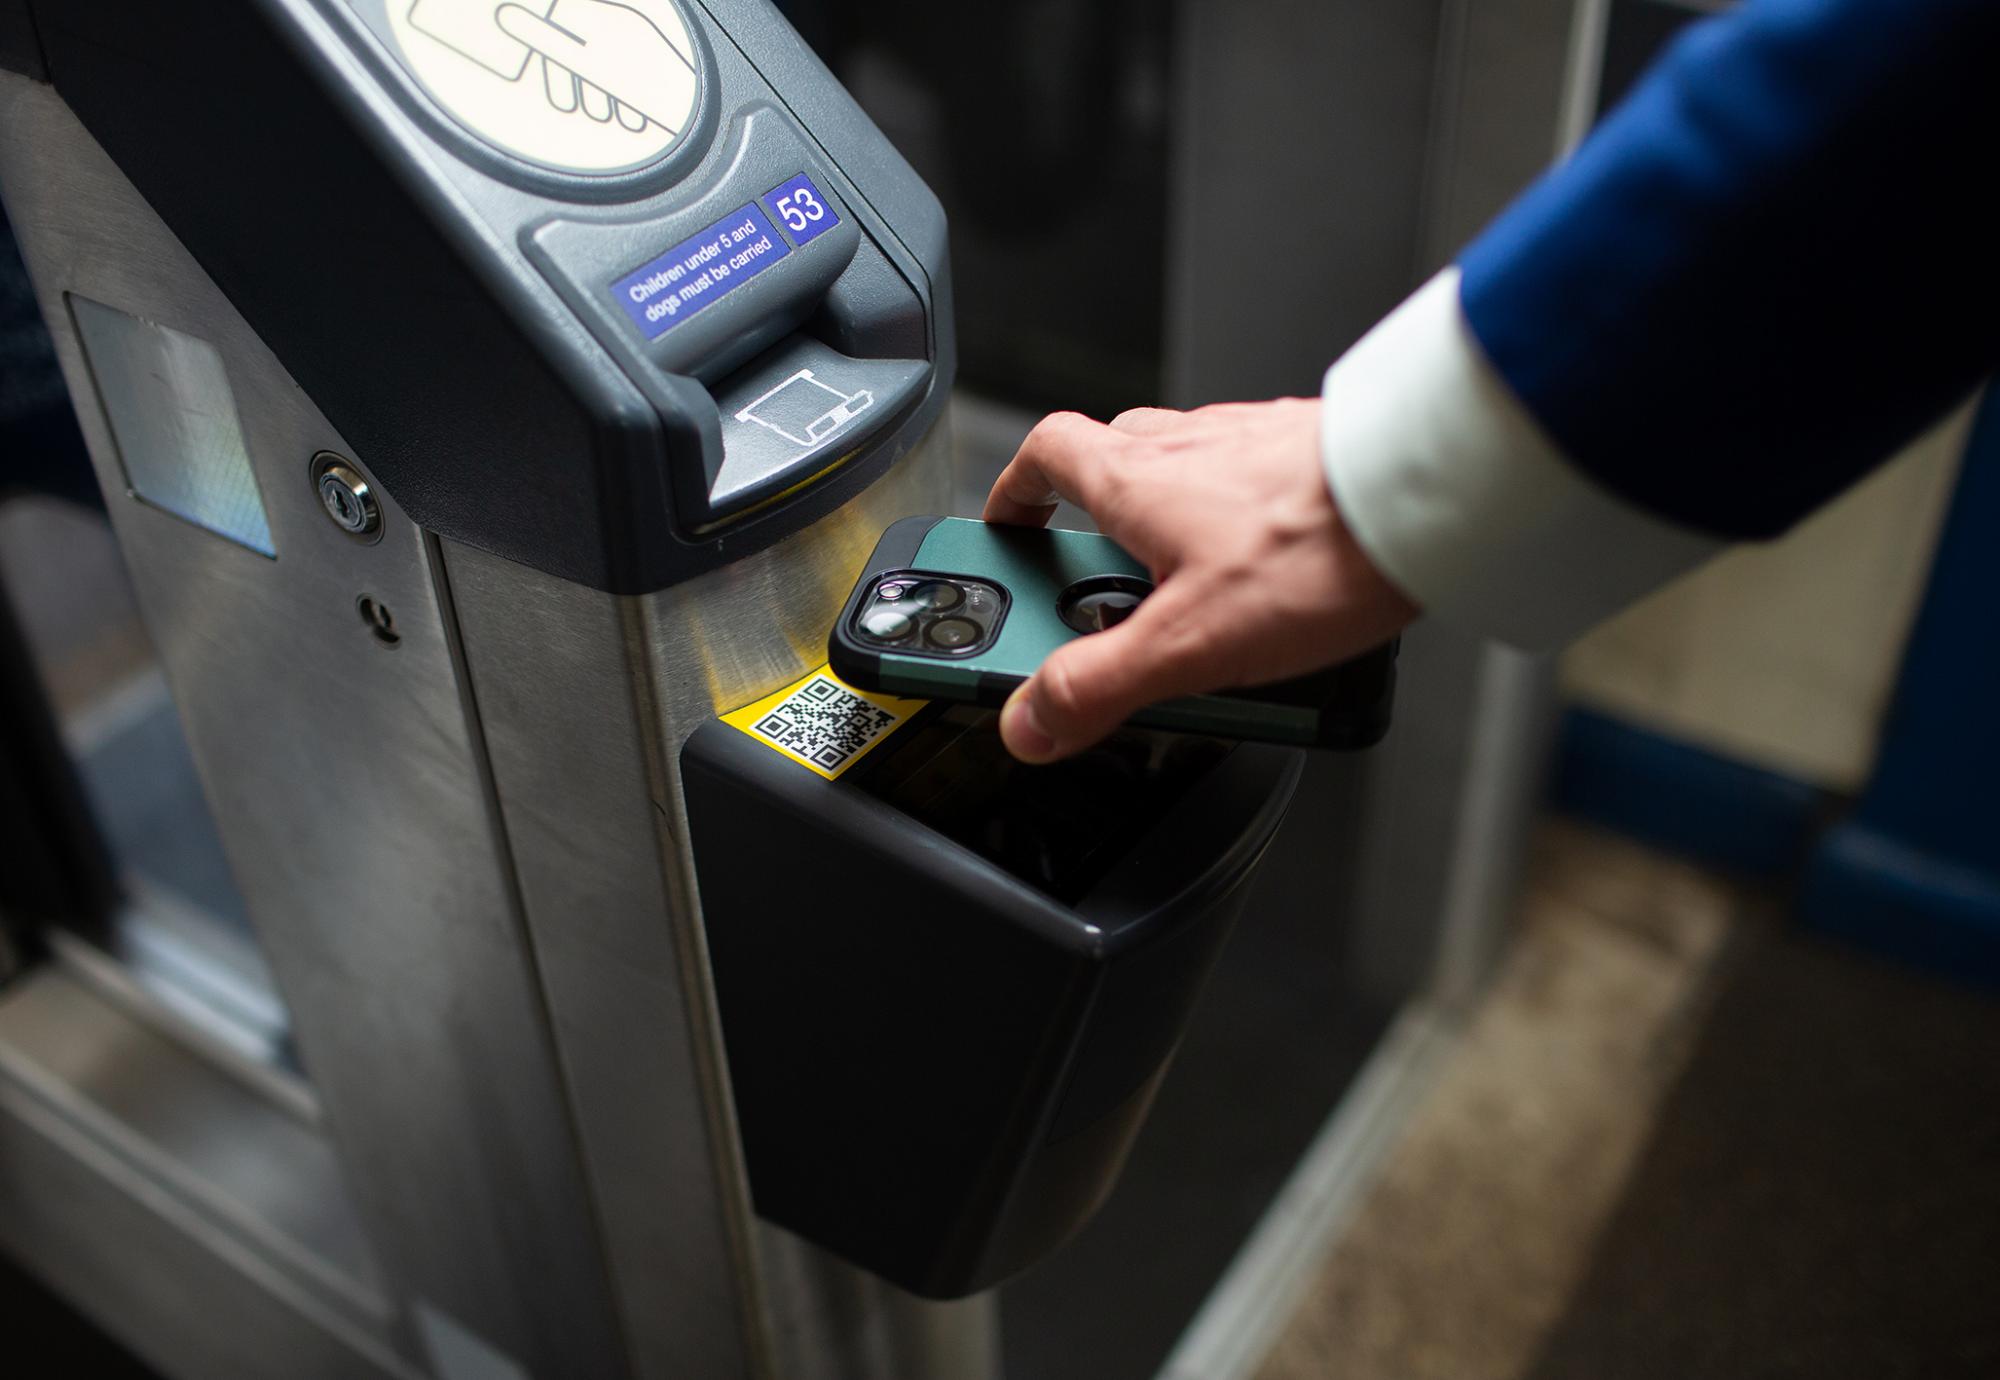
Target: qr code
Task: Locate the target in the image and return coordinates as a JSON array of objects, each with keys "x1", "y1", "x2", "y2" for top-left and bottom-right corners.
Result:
[{"x1": 752, "y1": 675, "x2": 899, "y2": 773}]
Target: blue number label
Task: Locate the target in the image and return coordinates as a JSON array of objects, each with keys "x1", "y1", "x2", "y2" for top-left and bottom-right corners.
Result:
[
  {"x1": 762, "y1": 174, "x2": 840, "y2": 247},
  {"x1": 775, "y1": 187, "x2": 826, "y2": 234}
]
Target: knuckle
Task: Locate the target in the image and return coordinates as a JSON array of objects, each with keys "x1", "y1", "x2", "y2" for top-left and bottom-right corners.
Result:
[
  {"x1": 1110, "y1": 406, "x2": 1177, "y2": 434},
  {"x1": 1033, "y1": 410, "x2": 1093, "y2": 440}
]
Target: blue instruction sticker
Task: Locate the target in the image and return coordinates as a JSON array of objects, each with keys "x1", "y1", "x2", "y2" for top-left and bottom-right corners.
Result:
[
  {"x1": 613, "y1": 203, "x2": 792, "y2": 340},
  {"x1": 762, "y1": 174, "x2": 840, "y2": 247}
]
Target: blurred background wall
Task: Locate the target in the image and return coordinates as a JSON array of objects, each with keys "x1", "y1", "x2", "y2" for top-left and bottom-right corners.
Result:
[{"x1": 1563, "y1": 406, "x2": 1972, "y2": 793}]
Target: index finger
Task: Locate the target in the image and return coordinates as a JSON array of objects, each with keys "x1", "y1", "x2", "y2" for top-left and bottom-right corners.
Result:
[{"x1": 981, "y1": 411, "x2": 1129, "y2": 527}]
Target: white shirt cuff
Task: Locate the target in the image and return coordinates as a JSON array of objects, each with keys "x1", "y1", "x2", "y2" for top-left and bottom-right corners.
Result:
[{"x1": 1320, "y1": 267, "x2": 1724, "y2": 650}]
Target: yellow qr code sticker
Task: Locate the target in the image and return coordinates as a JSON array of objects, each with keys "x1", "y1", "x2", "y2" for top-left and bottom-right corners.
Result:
[{"x1": 720, "y1": 665, "x2": 928, "y2": 780}]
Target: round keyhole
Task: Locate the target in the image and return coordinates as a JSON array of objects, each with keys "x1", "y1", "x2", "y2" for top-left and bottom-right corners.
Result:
[
  {"x1": 324, "y1": 480, "x2": 359, "y2": 526},
  {"x1": 312, "y1": 453, "x2": 383, "y2": 542}
]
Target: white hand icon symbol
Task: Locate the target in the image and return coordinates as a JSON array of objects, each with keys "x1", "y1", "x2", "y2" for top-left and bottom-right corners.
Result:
[{"x1": 495, "y1": 0, "x2": 698, "y2": 134}]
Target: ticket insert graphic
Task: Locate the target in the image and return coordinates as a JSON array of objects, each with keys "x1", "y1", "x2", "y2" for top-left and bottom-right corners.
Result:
[{"x1": 734, "y1": 370, "x2": 875, "y2": 455}]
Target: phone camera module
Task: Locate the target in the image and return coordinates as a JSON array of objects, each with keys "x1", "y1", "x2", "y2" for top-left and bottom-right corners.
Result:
[{"x1": 856, "y1": 571, "x2": 1006, "y2": 657}]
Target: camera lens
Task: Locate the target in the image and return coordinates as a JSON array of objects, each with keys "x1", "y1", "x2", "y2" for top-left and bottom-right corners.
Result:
[
  {"x1": 1058, "y1": 575, "x2": 1154, "y2": 634},
  {"x1": 906, "y1": 580, "x2": 965, "y2": 612},
  {"x1": 924, "y1": 616, "x2": 982, "y2": 651},
  {"x1": 860, "y1": 608, "x2": 915, "y2": 642},
  {"x1": 1070, "y1": 590, "x2": 1144, "y2": 631}
]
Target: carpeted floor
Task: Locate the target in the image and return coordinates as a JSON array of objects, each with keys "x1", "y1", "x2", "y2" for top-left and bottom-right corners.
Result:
[
  {"x1": 1527, "y1": 922, "x2": 2000, "y2": 1380},
  {"x1": 1260, "y1": 819, "x2": 2000, "y2": 1380}
]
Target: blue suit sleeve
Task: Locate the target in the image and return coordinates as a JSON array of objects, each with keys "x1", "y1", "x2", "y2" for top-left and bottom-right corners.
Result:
[{"x1": 1458, "y1": 0, "x2": 2000, "y2": 540}]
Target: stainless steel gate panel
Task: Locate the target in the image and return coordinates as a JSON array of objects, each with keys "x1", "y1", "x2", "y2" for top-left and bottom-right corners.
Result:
[{"x1": 0, "y1": 73, "x2": 757, "y2": 1378}]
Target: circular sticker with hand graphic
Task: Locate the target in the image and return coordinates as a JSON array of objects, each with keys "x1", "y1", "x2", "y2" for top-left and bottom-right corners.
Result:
[{"x1": 387, "y1": 0, "x2": 702, "y2": 174}]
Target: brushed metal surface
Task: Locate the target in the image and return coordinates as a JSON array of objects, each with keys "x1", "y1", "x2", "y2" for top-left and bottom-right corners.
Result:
[
  {"x1": 0, "y1": 75, "x2": 644, "y2": 1377},
  {"x1": 437, "y1": 533, "x2": 784, "y2": 1380},
  {"x1": 756, "y1": 1220, "x2": 1002, "y2": 1380}
]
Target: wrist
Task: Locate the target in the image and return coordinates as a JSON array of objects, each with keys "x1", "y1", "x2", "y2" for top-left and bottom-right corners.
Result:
[{"x1": 1318, "y1": 267, "x2": 1722, "y2": 650}]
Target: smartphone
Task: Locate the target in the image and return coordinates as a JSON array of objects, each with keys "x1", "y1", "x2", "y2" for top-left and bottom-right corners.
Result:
[{"x1": 827, "y1": 516, "x2": 1397, "y2": 748}]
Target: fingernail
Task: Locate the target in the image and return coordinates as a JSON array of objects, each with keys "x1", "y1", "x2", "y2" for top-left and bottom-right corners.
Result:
[{"x1": 1001, "y1": 688, "x2": 1057, "y2": 762}]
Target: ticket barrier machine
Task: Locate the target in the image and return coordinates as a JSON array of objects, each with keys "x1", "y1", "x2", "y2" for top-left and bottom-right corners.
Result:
[{"x1": 0, "y1": 1, "x2": 1313, "y2": 1376}]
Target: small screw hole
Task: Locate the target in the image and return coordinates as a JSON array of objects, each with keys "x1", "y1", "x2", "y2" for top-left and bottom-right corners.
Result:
[{"x1": 357, "y1": 595, "x2": 400, "y2": 647}]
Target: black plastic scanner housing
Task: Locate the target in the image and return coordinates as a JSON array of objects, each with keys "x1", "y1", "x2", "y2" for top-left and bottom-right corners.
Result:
[
  {"x1": 684, "y1": 706, "x2": 1303, "y2": 1297},
  {"x1": 12, "y1": 0, "x2": 953, "y2": 594}
]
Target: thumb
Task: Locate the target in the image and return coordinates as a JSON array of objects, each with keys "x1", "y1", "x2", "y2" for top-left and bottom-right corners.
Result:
[
  {"x1": 495, "y1": 3, "x2": 589, "y2": 64},
  {"x1": 999, "y1": 589, "x2": 1215, "y2": 763}
]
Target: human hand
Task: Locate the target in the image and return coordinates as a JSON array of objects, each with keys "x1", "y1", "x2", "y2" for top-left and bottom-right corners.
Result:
[
  {"x1": 981, "y1": 399, "x2": 1419, "y2": 762},
  {"x1": 495, "y1": 0, "x2": 698, "y2": 132}
]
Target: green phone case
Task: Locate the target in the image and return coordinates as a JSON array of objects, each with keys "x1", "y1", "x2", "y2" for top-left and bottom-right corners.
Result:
[{"x1": 828, "y1": 516, "x2": 1397, "y2": 748}]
